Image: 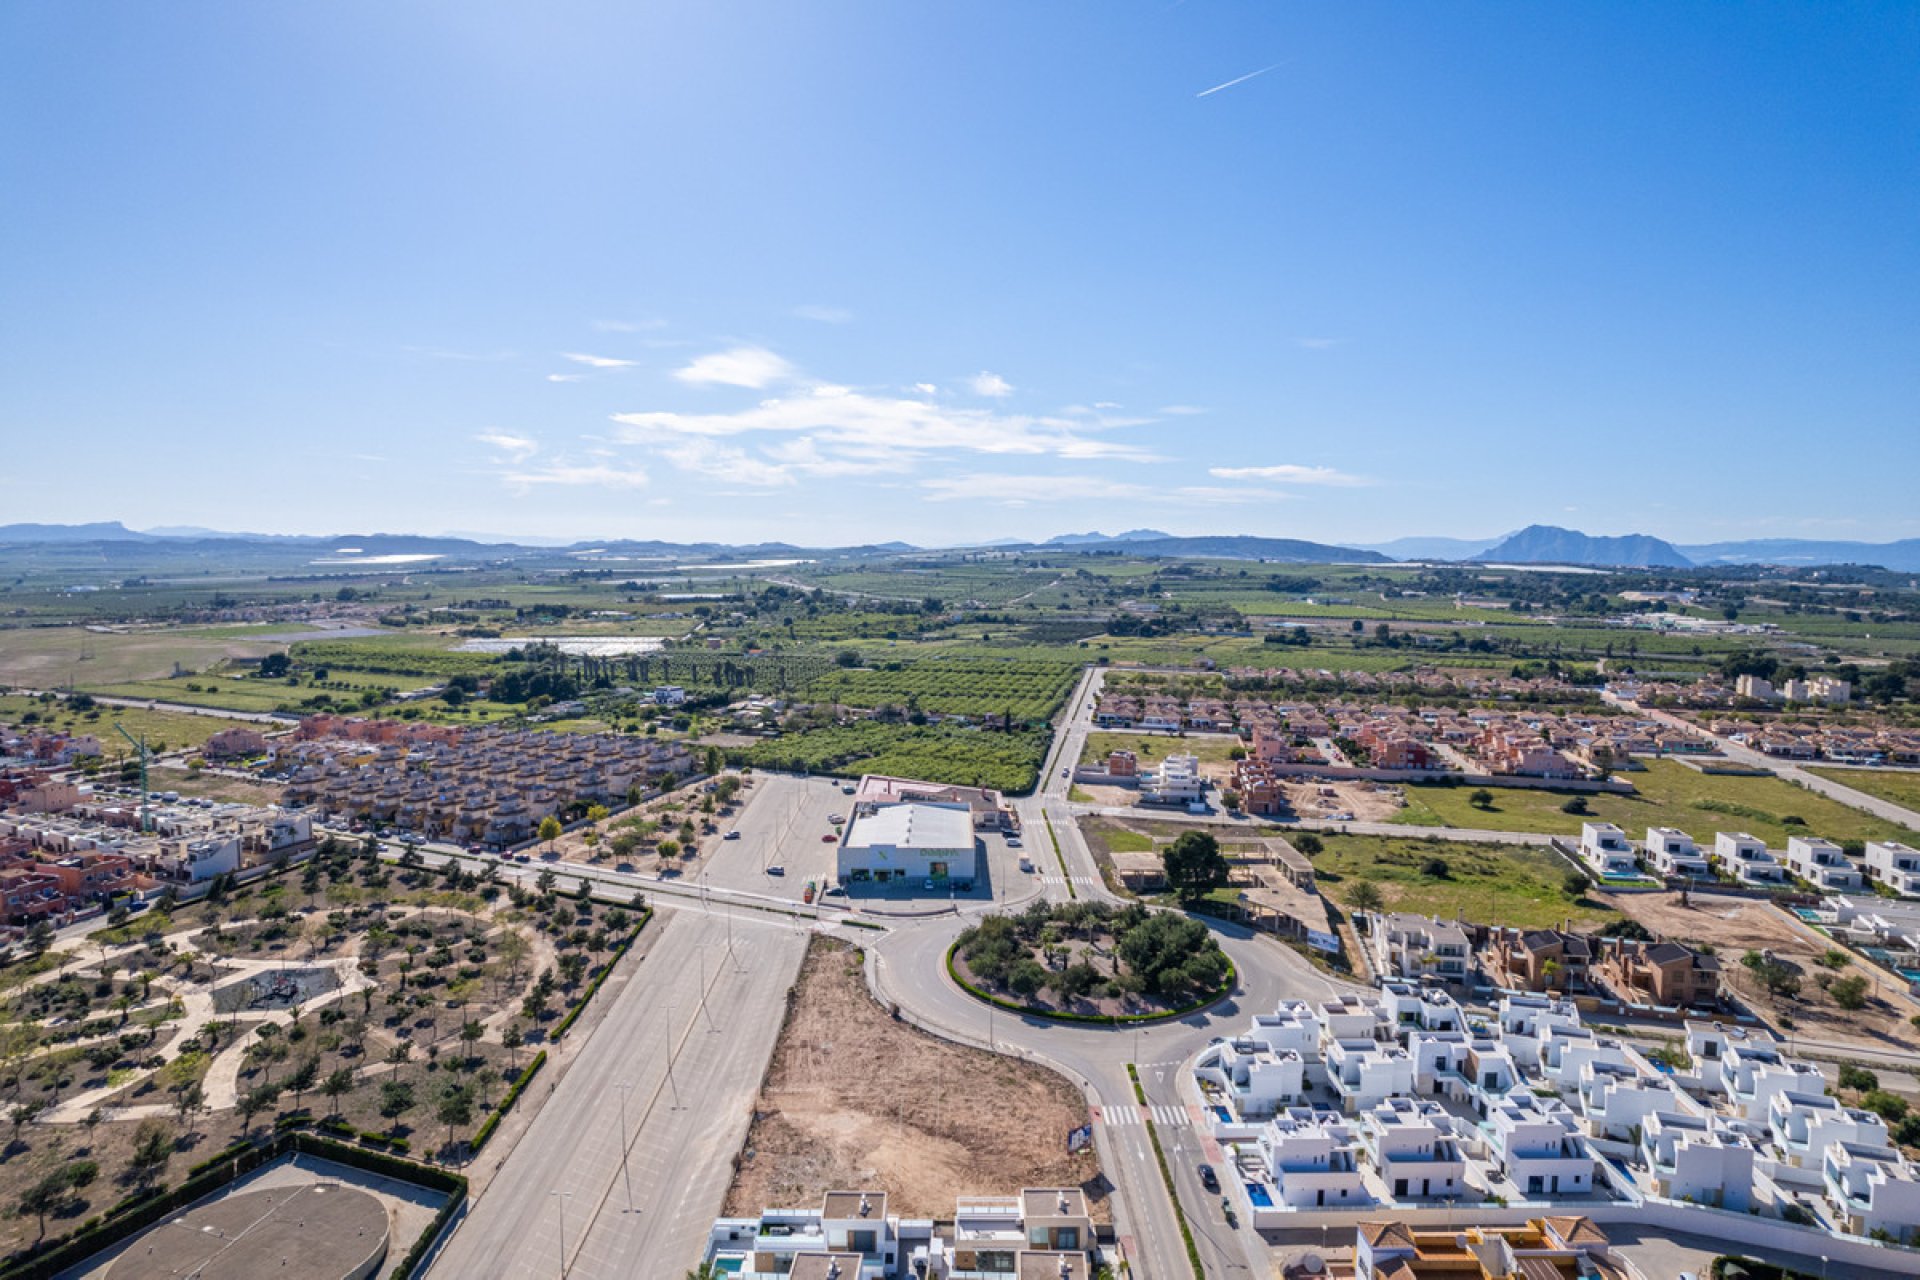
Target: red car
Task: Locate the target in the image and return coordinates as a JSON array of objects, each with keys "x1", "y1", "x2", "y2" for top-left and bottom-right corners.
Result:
[{"x1": 821, "y1": 833, "x2": 836, "y2": 842}]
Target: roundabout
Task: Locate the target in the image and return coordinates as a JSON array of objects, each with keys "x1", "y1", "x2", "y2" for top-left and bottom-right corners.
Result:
[{"x1": 942, "y1": 907, "x2": 1239, "y2": 1027}]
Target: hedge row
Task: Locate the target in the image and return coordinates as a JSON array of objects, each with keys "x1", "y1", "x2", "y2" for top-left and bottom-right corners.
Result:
[
  {"x1": 550, "y1": 911, "x2": 650, "y2": 1041},
  {"x1": 311, "y1": 1113, "x2": 411, "y2": 1154},
  {"x1": 0, "y1": 1131, "x2": 462, "y2": 1280},
  {"x1": 472, "y1": 1050, "x2": 547, "y2": 1153},
  {"x1": 944, "y1": 941, "x2": 1235, "y2": 1027},
  {"x1": 1127, "y1": 1064, "x2": 1204, "y2": 1280}
]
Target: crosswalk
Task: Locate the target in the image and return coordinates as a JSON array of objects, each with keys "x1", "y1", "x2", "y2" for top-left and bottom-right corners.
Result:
[
  {"x1": 1040, "y1": 875, "x2": 1101, "y2": 888},
  {"x1": 1097, "y1": 1104, "x2": 1192, "y2": 1129}
]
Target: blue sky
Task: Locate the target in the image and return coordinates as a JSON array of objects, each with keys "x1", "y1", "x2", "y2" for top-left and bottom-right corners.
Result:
[{"x1": 3, "y1": 1, "x2": 1916, "y2": 547}]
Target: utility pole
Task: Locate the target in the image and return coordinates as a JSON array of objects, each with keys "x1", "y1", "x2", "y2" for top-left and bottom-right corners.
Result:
[
  {"x1": 113, "y1": 723, "x2": 151, "y2": 834},
  {"x1": 614, "y1": 1081, "x2": 634, "y2": 1213},
  {"x1": 549, "y1": 1190, "x2": 572, "y2": 1278}
]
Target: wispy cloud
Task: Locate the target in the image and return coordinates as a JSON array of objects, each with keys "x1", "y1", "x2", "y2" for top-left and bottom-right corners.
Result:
[
  {"x1": 599, "y1": 346, "x2": 1176, "y2": 491},
  {"x1": 593, "y1": 318, "x2": 666, "y2": 333},
  {"x1": 612, "y1": 384, "x2": 1157, "y2": 463},
  {"x1": 546, "y1": 373, "x2": 585, "y2": 383},
  {"x1": 404, "y1": 346, "x2": 517, "y2": 362},
  {"x1": 920, "y1": 475, "x2": 1293, "y2": 507},
  {"x1": 1208, "y1": 463, "x2": 1369, "y2": 486},
  {"x1": 969, "y1": 371, "x2": 1015, "y2": 398},
  {"x1": 674, "y1": 346, "x2": 796, "y2": 389},
  {"x1": 1196, "y1": 63, "x2": 1281, "y2": 99},
  {"x1": 924, "y1": 474, "x2": 1147, "y2": 504},
  {"x1": 562, "y1": 352, "x2": 638, "y2": 369},
  {"x1": 1158, "y1": 404, "x2": 1207, "y2": 416},
  {"x1": 793, "y1": 305, "x2": 853, "y2": 324},
  {"x1": 502, "y1": 463, "x2": 650, "y2": 491},
  {"x1": 475, "y1": 431, "x2": 540, "y2": 463}
]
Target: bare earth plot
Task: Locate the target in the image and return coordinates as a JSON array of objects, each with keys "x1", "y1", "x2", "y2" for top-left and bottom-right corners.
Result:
[
  {"x1": 1614, "y1": 890, "x2": 1920, "y2": 1053},
  {"x1": 0, "y1": 626, "x2": 295, "y2": 688},
  {"x1": 726, "y1": 936, "x2": 1106, "y2": 1219}
]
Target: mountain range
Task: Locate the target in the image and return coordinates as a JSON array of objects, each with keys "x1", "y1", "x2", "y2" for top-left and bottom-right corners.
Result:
[{"x1": 1, "y1": 521, "x2": 1917, "y2": 572}]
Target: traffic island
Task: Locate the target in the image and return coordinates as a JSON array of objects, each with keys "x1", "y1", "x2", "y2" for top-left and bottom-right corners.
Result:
[{"x1": 946, "y1": 901, "x2": 1236, "y2": 1025}]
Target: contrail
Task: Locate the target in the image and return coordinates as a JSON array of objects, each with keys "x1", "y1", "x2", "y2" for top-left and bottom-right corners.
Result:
[{"x1": 1196, "y1": 63, "x2": 1280, "y2": 98}]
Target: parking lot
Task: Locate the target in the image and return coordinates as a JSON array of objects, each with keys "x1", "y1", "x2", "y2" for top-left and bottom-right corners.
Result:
[{"x1": 697, "y1": 773, "x2": 1038, "y2": 910}]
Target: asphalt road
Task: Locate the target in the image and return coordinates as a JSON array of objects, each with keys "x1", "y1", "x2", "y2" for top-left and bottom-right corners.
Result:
[
  {"x1": 429, "y1": 908, "x2": 809, "y2": 1279},
  {"x1": 1617, "y1": 698, "x2": 1920, "y2": 830},
  {"x1": 849, "y1": 662, "x2": 1370, "y2": 1279}
]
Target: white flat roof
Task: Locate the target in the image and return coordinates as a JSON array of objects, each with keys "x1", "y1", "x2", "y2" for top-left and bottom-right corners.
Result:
[{"x1": 844, "y1": 802, "x2": 975, "y2": 852}]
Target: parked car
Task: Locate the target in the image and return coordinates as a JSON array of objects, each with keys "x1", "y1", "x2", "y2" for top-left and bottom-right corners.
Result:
[
  {"x1": 1197, "y1": 1164, "x2": 1219, "y2": 1193},
  {"x1": 824, "y1": 886, "x2": 846, "y2": 897},
  {"x1": 1006, "y1": 836, "x2": 1023, "y2": 848},
  {"x1": 821, "y1": 833, "x2": 836, "y2": 843},
  {"x1": 828, "y1": 814, "x2": 845, "y2": 824},
  {"x1": 723, "y1": 830, "x2": 741, "y2": 840},
  {"x1": 766, "y1": 864, "x2": 786, "y2": 876}
]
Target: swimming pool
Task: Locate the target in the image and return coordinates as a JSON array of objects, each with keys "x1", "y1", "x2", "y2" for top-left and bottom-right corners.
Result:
[
  {"x1": 1246, "y1": 1184, "x2": 1273, "y2": 1207},
  {"x1": 1213, "y1": 1105, "x2": 1232, "y2": 1123}
]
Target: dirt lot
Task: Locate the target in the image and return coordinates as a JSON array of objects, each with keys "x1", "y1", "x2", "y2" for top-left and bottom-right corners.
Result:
[
  {"x1": 1280, "y1": 778, "x2": 1404, "y2": 823},
  {"x1": 152, "y1": 765, "x2": 288, "y2": 807},
  {"x1": 725, "y1": 937, "x2": 1106, "y2": 1219},
  {"x1": 1615, "y1": 891, "x2": 1920, "y2": 1053}
]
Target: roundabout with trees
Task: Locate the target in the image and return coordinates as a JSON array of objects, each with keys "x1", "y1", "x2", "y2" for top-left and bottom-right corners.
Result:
[{"x1": 947, "y1": 899, "x2": 1235, "y2": 1024}]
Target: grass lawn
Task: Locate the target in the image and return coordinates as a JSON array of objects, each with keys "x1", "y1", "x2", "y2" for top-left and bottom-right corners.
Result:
[
  {"x1": 1080, "y1": 730, "x2": 1243, "y2": 768},
  {"x1": 1807, "y1": 767, "x2": 1920, "y2": 814},
  {"x1": 0, "y1": 693, "x2": 270, "y2": 753},
  {"x1": 1312, "y1": 835, "x2": 1615, "y2": 930},
  {"x1": 1394, "y1": 759, "x2": 1917, "y2": 846}
]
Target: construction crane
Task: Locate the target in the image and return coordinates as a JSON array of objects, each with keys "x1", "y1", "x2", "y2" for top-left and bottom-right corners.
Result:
[{"x1": 113, "y1": 723, "x2": 152, "y2": 834}]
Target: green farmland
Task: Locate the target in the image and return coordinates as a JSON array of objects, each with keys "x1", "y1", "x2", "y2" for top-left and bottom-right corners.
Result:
[{"x1": 1395, "y1": 759, "x2": 1917, "y2": 845}]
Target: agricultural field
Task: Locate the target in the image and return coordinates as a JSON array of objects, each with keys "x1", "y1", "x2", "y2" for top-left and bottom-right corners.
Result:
[
  {"x1": 1078, "y1": 730, "x2": 1244, "y2": 769},
  {"x1": 1807, "y1": 767, "x2": 1920, "y2": 814},
  {"x1": 729, "y1": 723, "x2": 1049, "y2": 794},
  {"x1": 1394, "y1": 759, "x2": 1918, "y2": 846},
  {"x1": 1307, "y1": 834, "x2": 1616, "y2": 931},
  {"x1": 0, "y1": 624, "x2": 303, "y2": 688},
  {"x1": 801, "y1": 655, "x2": 1079, "y2": 721},
  {"x1": 0, "y1": 693, "x2": 269, "y2": 754},
  {"x1": 90, "y1": 673, "x2": 318, "y2": 714}
]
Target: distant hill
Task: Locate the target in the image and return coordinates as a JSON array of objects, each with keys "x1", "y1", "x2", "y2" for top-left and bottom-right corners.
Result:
[
  {"x1": 1472, "y1": 525, "x2": 1693, "y2": 569},
  {"x1": 1043, "y1": 529, "x2": 1173, "y2": 547},
  {"x1": 1348, "y1": 535, "x2": 1507, "y2": 561},
  {"x1": 1680, "y1": 538, "x2": 1920, "y2": 573},
  {"x1": 0, "y1": 521, "x2": 155, "y2": 543},
  {"x1": 1054, "y1": 535, "x2": 1389, "y2": 564}
]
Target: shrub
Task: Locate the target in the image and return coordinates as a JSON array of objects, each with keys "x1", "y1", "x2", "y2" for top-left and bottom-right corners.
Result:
[
  {"x1": 1829, "y1": 974, "x2": 1870, "y2": 1010},
  {"x1": 1839, "y1": 1064, "x2": 1878, "y2": 1093}
]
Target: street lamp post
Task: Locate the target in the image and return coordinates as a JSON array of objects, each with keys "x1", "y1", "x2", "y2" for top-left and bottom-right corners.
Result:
[
  {"x1": 549, "y1": 1190, "x2": 572, "y2": 1278},
  {"x1": 615, "y1": 1080, "x2": 634, "y2": 1213}
]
